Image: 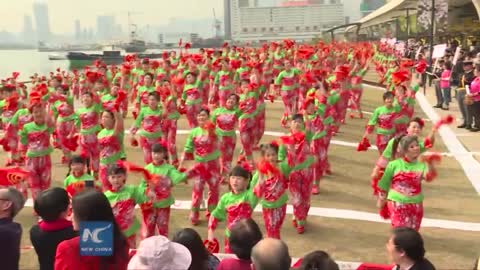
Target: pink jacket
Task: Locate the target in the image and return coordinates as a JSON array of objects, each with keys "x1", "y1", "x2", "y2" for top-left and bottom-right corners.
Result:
[
  {"x1": 470, "y1": 77, "x2": 480, "y2": 102},
  {"x1": 440, "y1": 70, "x2": 451, "y2": 89}
]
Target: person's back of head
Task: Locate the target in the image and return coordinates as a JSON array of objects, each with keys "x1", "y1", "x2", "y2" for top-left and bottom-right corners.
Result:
[
  {"x1": 0, "y1": 187, "x2": 25, "y2": 219},
  {"x1": 251, "y1": 238, "x2": 291, "y2": 270},
  {"x1": 72, "y1": 190, "x2": 128, "y2": 266},
  {"x1": 173, "y1": 228, "x2": 210, "y2": 270},
  {"x1": 300, "y1": 250, "x2": 339, "y2": 270},
  {"x1": 34, "y1": 187, "x2": 70, "y2": 222},
  {"x1": 229, "y1": 218, "x2": 263, "y2": 260}
]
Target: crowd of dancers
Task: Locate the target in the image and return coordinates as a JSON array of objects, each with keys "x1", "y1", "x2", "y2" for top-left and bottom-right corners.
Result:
[{"x1": 0, "y1": 40, "x2": 449, "y2": 252}]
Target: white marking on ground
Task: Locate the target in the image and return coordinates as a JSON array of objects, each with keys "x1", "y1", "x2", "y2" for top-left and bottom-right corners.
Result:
[
  {"x1": 365, "y1": 83, "x2": 480, "y2": 194},
  {"x1": 23, "y1": 199, "x2": 480, "y2": 232}
]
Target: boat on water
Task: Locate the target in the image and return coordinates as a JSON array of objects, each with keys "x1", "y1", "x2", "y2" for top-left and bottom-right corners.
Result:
[
  {"x1": 66, "y1": 46, "x2": 162, "y2": 68},
  {"x1": 48, "y1": 53, "x2": 67, "y2": 60},
  {"x1": 121, "y1": 18, "x2": 147, "y2": 53},
  {"x1": 38, "y1": 42, "x2": 101, "y2": 52}
]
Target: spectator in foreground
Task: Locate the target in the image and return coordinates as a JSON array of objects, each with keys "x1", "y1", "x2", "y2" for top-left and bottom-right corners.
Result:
[
  {"x1": 293, "y1": 250, "x2": 339, "y2": 270},
  {"x1": 217, "y1": 218, "x2": 263, "y2": 270},
  {"x1": 54, "y1": 190, "x2": 129, "y2": 270},
  {"x1": 387, "y1": 227, "x2": 436, "y2": 270},
  {"x1": 251, "y1": 238, "x2": 291, "y2": 270},
  {"x1": 173, "y1": 228, "x2": 220, "y2": 270},
  {"x1": 30, "y1": 188, "x2": 77, "y2": 270},
  {"x1": 128, "y1": 235, "x2": 192, "y2": 270},
  {"x1": 0, "y1": 187, "x2": 26, "y2": 270}
]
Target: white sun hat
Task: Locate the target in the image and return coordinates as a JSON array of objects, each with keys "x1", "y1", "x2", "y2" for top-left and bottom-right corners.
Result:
[{"x1": 128, "y1": 235, "x2": 192, "y2": 270}]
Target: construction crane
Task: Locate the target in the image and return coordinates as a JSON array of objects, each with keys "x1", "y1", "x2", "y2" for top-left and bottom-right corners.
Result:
[{"x1": 212, "y1": 8, "x2": 222, "y2": 38}]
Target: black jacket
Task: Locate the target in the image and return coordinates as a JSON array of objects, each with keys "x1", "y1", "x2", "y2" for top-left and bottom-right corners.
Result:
[
  {"x1": 394, "y1": 258, "x2": 436, "y2": 270},
  {"x1": 30, "y1": 223, "x2": 77, "y2": 270},
  {"x1": 0, "y1": 217, "x2": 22, "y2": 270}
]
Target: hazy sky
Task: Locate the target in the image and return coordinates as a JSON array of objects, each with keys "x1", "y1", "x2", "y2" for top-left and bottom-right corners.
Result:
[{"x1": 0, "y1": 0, "x2": 224, "y2": 33}]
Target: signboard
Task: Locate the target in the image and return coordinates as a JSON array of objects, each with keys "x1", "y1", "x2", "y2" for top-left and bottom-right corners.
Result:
[{"x1": 432, "y1": 44, "x2": 447, "y2": 59}]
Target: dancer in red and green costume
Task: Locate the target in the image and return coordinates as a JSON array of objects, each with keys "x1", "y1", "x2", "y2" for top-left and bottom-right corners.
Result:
[
  {"x1": 362, "y1": 91, "x2": 397, "y2": 155},
  {"x1": 348, "y1": 63, "x2": 369, "y2": 119},
  {"x1": 97, "y1": 108, "x2": 124, "y2": 191},
  {"x1": 64, "y1": 155, "x2": 100, "y2": 197},
  {"x1": 211, "y1": 93, "x2": 240, "y2": 179},
  {"x1": 75, "y1": 91, "x2": 102, "y2": 178},
  {"x1": 139, "y1": 143, "x2": 187, "y2": 239},
  {"x1": 179, "y1": 108, "x2": 221, "y2": 225},
  {"x1": 0, "y1": 84, "x2": 23, "y2": 165},
  {"x1": 371, "y1": 117, "x2": 437, "y2": 196},
  {"x1": 133, "y1": 72, "x2": 156, "y2": 119},
  {"x1": 158, "y1": 81, "x2": 180, "y2": 166},
  {"x1": 213, "y1": 59, "x2": 234, "y2": 107},
  {"x1": 50, "y1": 84, "x2": 77, "y2": 164},
  {"x1": 104, "y1": 163, "x2": 151, "y2": 248},
  {"x1": 237, "y1": 80, "x2": 259, "y2": 164},
  {"x1": 4, "y1": 106, "x2": 32, "y2": 166},
  {"x1": 275, "y1": 59, "x2": 301, "y2": 126},
  {"x1": 376, "y1": 135, "x2": 439, "y2": 231},
  {"x1": 208, "y1": 165, "x2": 258, "y2": 253},
  {"x1": 251, "y1": 142, "x2": 296, "y2": 239},
  {"x1": 181, "y1": 72, "x2": 204, "y2": 128},
  {"x1": 279, "y1": 114, "x2": 315, "y2": 234},
  {"x1": 131, "y1": 91, "x2": 164, "y2": 164},
  {"x1": 250, "y1": 64, "x2": 267, "y2": 148},
  {"x1": 102, "y1": 83, "x2": 126, "y2": 117},
  {"x1": 272, "y1": 44, "x2": 285, "y2": 77},
  {"x1": 20, "y1": 92, "x2": 55, "y2": 200},
  {"x1": 303, "y1": 95, "x2": 328, "y2": 195}
]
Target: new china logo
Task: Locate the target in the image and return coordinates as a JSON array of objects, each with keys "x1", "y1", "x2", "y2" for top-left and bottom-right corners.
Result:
[{"x1": 79, "y1": 222, "x2": 113, "y2": 256}]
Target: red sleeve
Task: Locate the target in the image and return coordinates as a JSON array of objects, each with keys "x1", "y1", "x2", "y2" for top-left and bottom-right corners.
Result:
[{"x1": 55, "y1": 239, "x2": 74, "y2": 270}]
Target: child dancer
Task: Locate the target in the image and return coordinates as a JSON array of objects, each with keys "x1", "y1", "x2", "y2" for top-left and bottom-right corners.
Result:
[
  {"x1": 104, "y1": 163, "x2": 152, "y2": 248},
  {"x1": 98, "y1": 109, "x2": 124, "y2": 191},
  {"x1": 238, "y1": 80, "x2": 258, "y2": 165},
  {"x1": 20, "y1": 93, "x2": 55, "y2": 200},
  {"x1": 160, "y1": 81, "x2": 180, "y2": 166},
  {"x1": 279, "y1": 114, "x2": 315, "y2": 234},
  {"x1": 179, "y1": 108, "x2": 221, "y2": 225},
  {"x1": 251, "y1": 142, "x2": 295, "y2": 239},
  {"x1": 50, "y1": 84, "x2": 76, "y2": 164},
  {"x1": 140, "y1": 143, "x2": 187, "y2": 238},
  {"x1": 207, "y1": 165, "x2": 258, "y2": 253},
  {"x1": 75, "y1": 91, "x2": 102, "y2": 179},
  {"x1": 211, "y1": 93, "x2": 240, "y2": 180},
  {"x1": 181, "y1": 72, "x2": 204, "y2": 128},
  {"x1": 130, "y1": 92, "x2": 164, "y2": 164},
  {"x1": 64, "y1": 155, "x2": 100, "y2": 197},
  {"x1": 361, "y1": 92, "x2": 397, "y2": 155}
]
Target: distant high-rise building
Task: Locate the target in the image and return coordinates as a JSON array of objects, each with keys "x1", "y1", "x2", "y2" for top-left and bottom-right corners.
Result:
[
  {"x1": 230, "y1": 0, "x2": 344, "y2": 41},
  {"x1": 22, "y1": 15, "x2": 35, "y2": 44},
  {"x1": 96, "y1": 15, "x2": 116, "y2": 41},
  {"x1": 33, "y1": 0, "x2": 51, "y2": 42},
  {"x1": 224, "y1": 0, "x2": 232, "y2": 40},
  {"x1": 75, "y1": 20, "x2": 81, "y2": 41}
]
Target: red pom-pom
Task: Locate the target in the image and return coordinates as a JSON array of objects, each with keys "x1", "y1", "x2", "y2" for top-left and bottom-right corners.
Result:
[
  {"x1": 179, "y1": 167, "x2": 187, "y2": 173},
  {"x1": 434, "y1": 114, "x2": 454, "y2": 129},
  {"x1": 130, "y1": 137, "x2": 139, "y2": 147},
  {"x1": 357, "y1": 137, "x2": 371, "y2": 152},
  {"x1": 379, "y1": 204, "x2": 390, "y2": 219}
]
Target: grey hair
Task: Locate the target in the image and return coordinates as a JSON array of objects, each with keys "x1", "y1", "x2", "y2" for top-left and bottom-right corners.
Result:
[
  {"x1": 398, "y1": 135, "x2": 419, "y2": 155},
  {"x1": 4, "y1": 187, "x2": 26, "y2": 218}
]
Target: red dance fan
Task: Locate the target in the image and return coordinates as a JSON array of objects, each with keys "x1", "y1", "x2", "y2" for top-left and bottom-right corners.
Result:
[
  {"x1": 356, "y1": 137, "x2": 371, "y2": 152},
  {"x1": 203, "y1": 238, "x2": 219, "y2": 254},
  {"x1": 0, "y1": 167, "x2": 29, "y2": 186}
]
